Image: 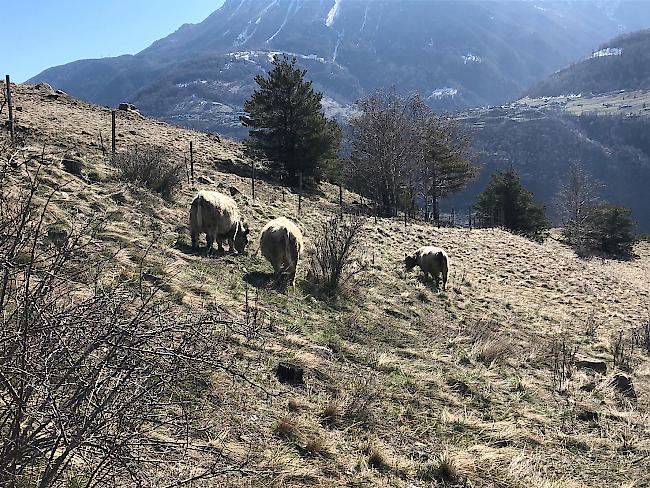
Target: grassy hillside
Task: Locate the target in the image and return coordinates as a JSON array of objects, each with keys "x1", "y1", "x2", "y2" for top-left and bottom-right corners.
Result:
[{"x1": 3, "y1": 82, "x2": 650, "y2": 487}]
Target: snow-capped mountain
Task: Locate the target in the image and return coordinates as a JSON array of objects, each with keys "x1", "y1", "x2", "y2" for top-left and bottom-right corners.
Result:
[{"x1": 29, "y1": 0, "x2": 650, "y2": 137}]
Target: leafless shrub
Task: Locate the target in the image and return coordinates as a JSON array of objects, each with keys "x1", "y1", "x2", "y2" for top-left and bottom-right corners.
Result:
[
  {"x1": 611, "y1": 330, "x2": 634, "y2": 371},
  {"x1": 550, "y1": 334, "x2": 578, "y2": 391},
  {"x1": 632, "y1": 313, "x2": 650, "y2": 356},
  {"x1": 111, "y1": 144, "x2": 183, "y2": 201},
  {"x1": 366, "y1": 445, "x2": 392, "y2": 473},
  {"x1": 0, "y1": 157, "x2": 258, "y2": 486},
  {"x1": 309, "y1": 215, "x2": 366, "y2": 293},
  {"x1": 584, "y1": 308, "x2": 599, "y2": 337}
]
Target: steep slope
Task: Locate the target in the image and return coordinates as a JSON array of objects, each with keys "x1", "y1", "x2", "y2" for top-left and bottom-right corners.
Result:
[
  {"x1": 529, "y1": 28, "x2": 650, "y2": 97},
  {"x1": 3, "y1": 81, "x2": 650, "y2": 487},
  {"x1": 28, "y1": 0, "x2": 650, "y2": 137}
]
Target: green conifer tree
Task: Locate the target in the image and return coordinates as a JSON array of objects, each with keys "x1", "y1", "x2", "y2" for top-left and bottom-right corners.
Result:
[
  {"x1": 240, "y1": 55, "x2": 340, "y2": 183},
  {"x1": 476, "y1": 169, "x2": 550, "y2": 241}
]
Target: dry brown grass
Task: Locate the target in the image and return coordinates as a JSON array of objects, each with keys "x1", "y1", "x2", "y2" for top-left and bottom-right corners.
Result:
[{"x1": 2, "y1": 82, "x2": 650, "y2": 487}]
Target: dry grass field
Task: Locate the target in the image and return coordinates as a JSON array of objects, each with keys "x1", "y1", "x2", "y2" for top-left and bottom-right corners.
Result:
[{"x1": 3, "y1": 82, "x2": 650, "y2": 487}]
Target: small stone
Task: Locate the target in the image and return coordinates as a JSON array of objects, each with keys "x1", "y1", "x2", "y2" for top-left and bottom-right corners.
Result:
[
  {"x1": 580, "y1": 382, "x2": 596, "y2": 392},
  {"x1": 446, "y1": 378, "x2": 471, "y2": 396},
  {"x1": 229, "y1": 185, "x2": 241, "y2": 197},
  {"x1": 197, "y1": 175, "x2": 215, "y2": 185},
  {"x1": 61, "y1": 156, "x2": 83, "y2": 175},
  {"x1": 575, "y1": 359, "x2": 607, "y2": 374},
  {"x1": 47, "y1": 226, "x2": 69, "y2": 247},
  {"x1": 577, "y1": 409, "x2": 599, "y2": 422},
  {"x1": 607, "y1": 374, "x2": 636, "y2": 399},
  {"x1": 276, "y1": 362, "x2": 304, "y2": 385}
]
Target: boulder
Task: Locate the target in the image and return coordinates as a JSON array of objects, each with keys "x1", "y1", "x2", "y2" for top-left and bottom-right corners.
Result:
[
  {"x1": 35, "y1": 83, "x2": 56, "y2": 96},
  {"x1": 276, "y1": 362, "x2": 304, "y2": 385},
  {"x1": 118, "y1": 102, "x2": 139, "y2": 112}
]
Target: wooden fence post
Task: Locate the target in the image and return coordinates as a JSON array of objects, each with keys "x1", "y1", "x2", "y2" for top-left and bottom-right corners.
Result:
[
  {"x1": 250, "y1": 159, "x2": 256, "y2": 200},
  {"x1": 5, "y1": 75, "x2": 15, "y2": 145},
  {"x1": 111, "y1": 110, "x2": 116, "y2": 155},
  {"x1": 189, "y1": 141, "x2": 194, "y2": 186},
  {"x1": 298, "y1": 171, "x2": 303, "y2": 214}
]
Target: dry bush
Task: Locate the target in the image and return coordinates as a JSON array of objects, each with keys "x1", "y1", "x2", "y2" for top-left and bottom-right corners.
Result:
[
  {"x1": 632, "y1": 315, "x2": 650, "y2": 356},
  {"x1": 611, "y1": 330, "x2": 634, "y2": 371},
  {"x1": 0, "y1": 158, "x2": 255, "y2": 486},
  {"x1": 417, "y1": 451, "x2": 471, "y2": 484},
  {"x1": 275, "y1": 417, "x2": 300, "y2": 442},
  {"x1": 320, "y1": 401, "x2": 343, "y2": 427},
  {"x1": 111, "y1": 144, "x2": 183, "y2": 201},
  {"x1": 475, "y1": 337, "x2": 512, "y2": 366},
  {"x1": 309, "y1": 215, "x2": 366, "y2": 293},
  {"x1": 550, "y1": 334, "x2": 578, "y2": 391},
  {"x1": 366, "y1": 445, "x2": 392, "y2": 473}
]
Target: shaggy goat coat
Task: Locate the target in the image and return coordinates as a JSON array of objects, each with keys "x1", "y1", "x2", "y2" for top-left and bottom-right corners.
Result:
[
  {"x1": 190, "y1": 190, "x2": 248, "y2": 253},
  {"x1": 405, "y1": 246, "x2": 449, "y2": 290},
  {"x1": 259, "y1": 217, "x2": 304, "y2": 287}
]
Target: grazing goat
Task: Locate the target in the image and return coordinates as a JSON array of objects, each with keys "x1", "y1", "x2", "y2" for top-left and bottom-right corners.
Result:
[
  {"x1": 190, "y1": 190, "x2": 249, "y2": 254},
  {"x1": 259, "y1": 217, "x2": 303, "y2": 288},
  {"x1": 404, "y1": 246, "x2": 449, "y2": 290}
]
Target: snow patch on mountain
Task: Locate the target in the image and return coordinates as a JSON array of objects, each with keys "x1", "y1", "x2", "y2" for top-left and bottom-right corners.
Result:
[
  {"x1": 428, "y1": 87, "x2": 458, "y2": 100},
  {"x1": 326, "y1": 0, "x2": 342, "y2": 27},
  {"x1": 175, "y1": 80, "x2": 209, "y2": 88},
  {"x1": 463, "y1": 53, "x2": 482, "y2": 64},
  {"x1": 223, "y1": 50, "x2": 327, "y2": 65},
  {"x1": 267, "y1": 0, "x2": 297, "y2": 42},
  {"x1": 360, "y1": 2, "x2": 369, "y2": 31},
  {"x1": 591, "y1": 47, "x2": 622, "y2": 58},
  {"x1": 333, "y1": 30, "x2": 344, "y2": 62}
]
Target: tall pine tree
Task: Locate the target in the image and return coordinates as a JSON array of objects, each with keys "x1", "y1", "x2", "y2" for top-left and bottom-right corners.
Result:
[
  {"x1": 240, "y1": 55, "x2": 340, "y2": 182},
  {"x1": 419, "y1": 116, "x2": 476, "y2": 221}
]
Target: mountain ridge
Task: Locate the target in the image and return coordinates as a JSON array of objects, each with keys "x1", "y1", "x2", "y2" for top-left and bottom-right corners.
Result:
[{"x1": 28, "y1": 0, "x2": 650, "y2": 137}]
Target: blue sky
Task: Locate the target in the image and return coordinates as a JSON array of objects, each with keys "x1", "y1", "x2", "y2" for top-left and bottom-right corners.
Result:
[{"x1": 4, "y1": 1, "x2": 225, "y2": 82}]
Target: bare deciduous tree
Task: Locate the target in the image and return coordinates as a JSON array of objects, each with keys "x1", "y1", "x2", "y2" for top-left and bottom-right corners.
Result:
[
  {"x1": 347, "y1": 91, "x2": 423, "y2": 217},
  {"x1": 347, "y1": 90, "x2": 476, "y2": 220},
  {"x1": 555, "y1": 162, "x2": 603, "y2": 249}
]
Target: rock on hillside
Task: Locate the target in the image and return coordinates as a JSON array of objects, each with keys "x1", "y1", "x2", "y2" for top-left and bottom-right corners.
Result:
[
  {"x1": 2, "y1": 82, "x2": 650, "y2": 486},
  {"x1": 28, "y1": 0, "x2": 650, "y2": 137}
]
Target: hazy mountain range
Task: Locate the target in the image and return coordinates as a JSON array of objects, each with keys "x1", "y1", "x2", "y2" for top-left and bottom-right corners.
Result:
[{"x1": 29, "y1": 0, "x2": 650, "y2": 137}]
